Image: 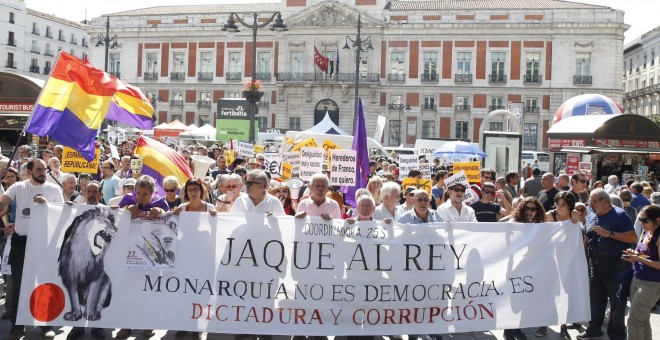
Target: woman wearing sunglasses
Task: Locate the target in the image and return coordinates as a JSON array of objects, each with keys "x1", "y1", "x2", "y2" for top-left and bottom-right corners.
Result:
[
  {"x1": 268, "y1": 182, "x2": 296, "y2": 216},
  {"x1": 163, "y1": 176, "x2": 182, "y2": 211},
  {"x1": 622, "y1": 205, "x2": 660, "y2": 340}
]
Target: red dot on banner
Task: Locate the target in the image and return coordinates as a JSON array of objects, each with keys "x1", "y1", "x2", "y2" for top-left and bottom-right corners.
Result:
[{"x1": 29, "y1": 283, "x2": 65, "y2": 322}]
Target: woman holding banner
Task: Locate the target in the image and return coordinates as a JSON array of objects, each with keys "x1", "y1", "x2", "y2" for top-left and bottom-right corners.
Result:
[{"x1": 174, "y1": 177, "x2": 216, "y2": 216}]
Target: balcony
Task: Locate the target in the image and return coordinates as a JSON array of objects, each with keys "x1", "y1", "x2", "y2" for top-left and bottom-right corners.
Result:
[
  {"x1": 197, "y1": 100, "x2": 212, "y2": 108},
  {"x1": 43, "y1": 67, "x2": 50, "y2": 75},
  {"x1": 110, "y1": 71, "x2": 120, "y2": 79},
  {"x1": 573, "y1": 75, "x2": 592, "y2": 85},
  {"x1": 170, "y1": 72, "x2": 186, "y2": 80},
  {"x1": 422, "y1": 103, "x2": 436, "y2": 111},
  {"x1": 29, "y1": 65, "x2": 39, "y2": 73},
  {"x1": 31, "y1": 29, "x2": 40, "y2": 36},
  {"x1": 30, "y1": 47, "x2": 41, "y2": 54},
  {"x1": 226, "y1": 72, "x2": 242, "y2": 80},
  {"x1": 455, "y1": 104, "x2": 471, "y2": 112},
  {"x1": 489, "y1": 105, "x2": 506, "y2": 111},
  {"x1": 257, "y1": 101, "x2": 270, "y2": 107},
  {"x1": 523, "y1": 106, "x2": 540, "y2": 113},
  {"x1": 489, "y1": 74, "x2": 507, "y2": 84},
  {"x1": 143, "y1": 72, "x2": 158, "y2": 80},
  {"x1": 170, "y1": 100, "x2": 183, "y2": 107},
  {"x1": 7, "y1": 39, "x2": 16, "y2": 47},
  {"x1": 388, "y1": 73, "x2": 406, "y2": 82},
  {"x1": 523, "y1": 74, "x2": 542, "y2": 84},
  {"x1": 276, "y1": 72, "x2": 380, "y2": 83},
  {"x1": 198, "y1": 72, "x2": 213, "y2": 80},
  {"x1": 255, "y1": 73, "x2": 271, "y2": 81},
  {"x1": 454, "y1": 74, "x2": 472, "y2": 83},
  {"x1": 5, "y1": 61, "x2": 16, "y2": 69},
  {"x1": 44, "y1": 49, "x2": 54, "y2": 57},
  {"x1": 421, "y1": 73, "x2": 438, "y2": 82}
]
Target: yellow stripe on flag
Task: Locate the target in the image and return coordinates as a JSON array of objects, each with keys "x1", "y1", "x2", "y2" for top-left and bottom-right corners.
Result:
[{"x1": 38, "y1": 78, "x2": 111, "y2": 129}]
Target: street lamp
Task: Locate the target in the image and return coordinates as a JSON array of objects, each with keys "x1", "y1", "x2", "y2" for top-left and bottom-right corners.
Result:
[
  {"x1": 222, "y1": 12, "x2": 288, "y2": 144},
  {"x1": 389, "y1": 102, "x2": 410, "y2": 146},
  {"x1": 96, "y1": 16, "x2": 119, "y2": 73},
  {"x1": 343, "y1": 14, "x2": 373, "y2": 132}
]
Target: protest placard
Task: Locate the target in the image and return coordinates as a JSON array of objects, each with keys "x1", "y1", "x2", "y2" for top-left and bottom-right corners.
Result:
[
  {"x1": 444, "y1": 170, "x2": 470, "y2": 189},
  {"x1": 263, "y1": 153, "x2": 282, "y2": 179},
  {"x1": 238, "y1": 141, "x2": 255, "y2": 158},
  {"x1": 281, "y1": 162, "x2": 293, "y2": 180},
  {"x1": 578, "y1": 162, "x2": 592, "y2": 180},
  {"x1": 398, "y1": 155, "x2": 419, "y2": 180},
  {"x1": 453, "y1": 161, "x2": 481, "y2": 183},
  {"x1": 291, "y1": 138, "x2": 318, "y2": 152},
  {"x1": 282, "y1": 151, "x2": 301, "y2": 175},
  {"x1": 254, "y1": 145, "x2": 265, "y2": 154},
  {"x1": 401, "y1": 177, "x2": 432, "y2": 194},
  {"x1": 329, "y1": 149, "x2": 357, "y2": 186},
  {"x1": 224, "y1": 149, "x2": 235, "y2": 166},
  {"x1": 419, "y1": 163, "x2": 432, "y2": 180},
  {"x1": 299, "y1": 147, "x2": 324, "y2": 181},
  {"x1": 61, "y1": 146, "x2": 101, "y2": 174}
]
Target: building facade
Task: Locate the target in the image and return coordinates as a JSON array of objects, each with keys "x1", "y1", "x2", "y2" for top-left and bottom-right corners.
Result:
[
  {"x1": 623, "y1": 25, "x2": 660, "y2": 118},
  {"x1": 0, "y1": 0, "x2": 90, "y2": 80},
  {"x1": 86, "y1": 0, "x2": 627, "y2": 150}
]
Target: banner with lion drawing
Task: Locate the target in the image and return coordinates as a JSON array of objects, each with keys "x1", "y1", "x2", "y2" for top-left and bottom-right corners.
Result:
[{"x1": 18, "y1": 203, "x2": 589, "y2": 335}]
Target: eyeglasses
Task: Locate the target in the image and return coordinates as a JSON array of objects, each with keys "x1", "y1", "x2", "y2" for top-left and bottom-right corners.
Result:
[
  {"x1": 639, "y1": 217, "x2": 651, "y2": 224},
  {"x1": 483, "y1": 190, "x2": 494, "y2": 195},
  {"x1": 451, "y1": 187, "x2": 466, "y2": 193},
  {"x1": 524, "y1": 206, "x2": 537, "y2": 212},
  {"x1": 165, "y1": 188, "x2": 177, "y2": 193},
  {"x1": 575, "y1": 207, "x2": 586, "y2": 212},
  {"x1": 576, "y1": 179, "x2": 588, "y2": 184},
  {"x1": 245, "y1": 180, "x2": 260, "y2": 187},
  {"x1": 415, "y1": 198, "x2": 430, "y2": 203}
]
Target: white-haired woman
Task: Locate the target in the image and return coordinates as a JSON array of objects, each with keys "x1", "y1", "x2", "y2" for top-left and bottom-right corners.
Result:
[
  {"x1": 215, "y1": 173, "x2": 243, "y2": 212},
  {"x1": 366, "y1": 176, "x2": 383, "y2": 204},
  {"x1": 163, "y1": 176, "x2": 181, "y2": 211}
]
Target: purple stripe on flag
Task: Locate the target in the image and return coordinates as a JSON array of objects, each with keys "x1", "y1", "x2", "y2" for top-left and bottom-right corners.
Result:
[
  {"x1": 25, "y1": 105, "x2": 98, "y2": 161},
  {"x1": 140, "y1": 165, "x2": 167, "y2": 197},
  {"x1": 106, "y1": 103, "x2": 154, "y2": 130},
  {"x1": 341, "y1": 98, "x2": 370, "y2": 207}
]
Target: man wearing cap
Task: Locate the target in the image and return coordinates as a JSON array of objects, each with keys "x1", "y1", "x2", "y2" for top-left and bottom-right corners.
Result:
[
  {"x1": 437, "y1": 181, "x2": 477, "y2": 222},
  {"x1": 247, "y1": 157, "x2": 260, "y2": 171}
]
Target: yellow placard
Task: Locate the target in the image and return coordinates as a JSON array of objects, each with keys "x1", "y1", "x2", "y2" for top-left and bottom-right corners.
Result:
[
  {"x1": 322, "y1": 139, "x2": 341, "y2": 151},
  {"x1": 452, "y1": 161, "x2": 481, "y2": 183},
  {"x1": 290, "y1": 138, "x2": 318, "y2": 152},
  {"x1": 61, "y1": 147, "x2": 101, "y2": 174},
  {"x1": 224, "y1": 149, "x2": 235, "y2": 166},
  {"x1": 401, "y1": 177, "x2": 432, "y2": 194},
  {"x1": 281, "y1": 162, "x2": 293, "y2": 180},
  {"x1": 253, "y1": 145, "x2": 265, "y2": 154}
]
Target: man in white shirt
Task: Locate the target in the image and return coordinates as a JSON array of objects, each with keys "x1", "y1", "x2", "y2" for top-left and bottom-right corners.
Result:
[
  {"x1": 373, "y1": 182, "x2": 401, "y2": 222},
  {"x1": 437, "y1": 182, "x2": 477, "y2": 222},
  {"x1": 0, "y1": 158, "x2": 62, "y2": 339},
  {"x1": 114, "y1": 156, "x2": 131, "y2": 179},
  {"x1": 230, "y1": 170, "x2": 285, "y2": 215},
  {"x1": 295, "y1": 173, "x2": 341, "y2": 220},
  {"x1": 45, "y1": 156, "x2": 64, "y2": 188}
]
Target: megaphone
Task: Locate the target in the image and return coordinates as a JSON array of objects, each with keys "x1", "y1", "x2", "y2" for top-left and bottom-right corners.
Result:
[
  {"x1": 190, "y1": 155, "x2": 215, "y2": 179},
  {"x1": 285, "y1": 178, "x2": 304, "y2": 200}
]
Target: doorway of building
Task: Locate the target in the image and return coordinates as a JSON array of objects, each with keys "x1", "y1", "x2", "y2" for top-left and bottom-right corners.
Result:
[{"x1": 314, "y1": 99, "x2": 339, "y2": 126}]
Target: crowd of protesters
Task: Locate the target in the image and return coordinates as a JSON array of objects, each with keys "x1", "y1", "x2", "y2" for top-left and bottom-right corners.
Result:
[{"x1": 0, "y1": 139, "x2": 660, "y2": 340}]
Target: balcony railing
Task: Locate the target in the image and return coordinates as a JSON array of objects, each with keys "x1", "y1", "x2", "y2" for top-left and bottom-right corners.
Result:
[
  {"x1": 489, "y1": 74, "x2": 507, "y2": 84},
  {"x1": 198, "y1": 72, "x2": 213, "y2": 80},
  {"x1": 226, "y1": 72, "x2": 242, "y2": 80},
  {"x1": 455, "y1": 104, "x2": 471, "y2": 112},
  {"x1": 421, "y1": 73, "x2": 438, "y2": 82},
  {"x1": 276, "y1": 72, "x2": 380, "y2": 83},
  {"x1": 43, "y1": 67, "x2": 50, "y2": 75},
  {"x1": 7, "y1": 39, "x2": 16, "y2": 47},
  {"x1": 489, "y1": 105, "x2": 506, "y2": 111},
  {"x1": 143, "y1": 72, "x2": 158, "y2": 80},
  {"x1": 573, "y1": 75, "x2": 592, "y2": 85},
  {"x1": 197, "y1": 100, "x2": 212, "y2": 108},
  {"x1": 5, "y1": 61, "x2": 16, "y2": 69},
  {"x1": 170, "y1": 72, "x2": 186, "y2": 80},
  {"x1": 110, "y1": 71, "x2": 120, "y2": 79},
  {"x1": 29, "y1": 65, "x2": 39, "y2": 73},
  {"x1": 30, "y1": 47, "x2": 41, "y2": 54},
  {"x1": 255, "y1": 73, "x2": 271, "y2": 81},
  {"x1": 388, "y1": 73, "x2": 406, "y2": 82},
  {"x1": 454, "y1": 74, "x2": 473, "y2": 83},
  {"x1": 44, "y1": 49, "x2": 54, "y2": 56},
  {"x1": 170, "y1": 100, "x2": 183, "y2": 107},
  {"x1": 257, "y1": 101, "x2": 270, "y2": 107},
  {"x1": 422, "y1": 104, "x2": 436, "y2": 110},
  {"x1": 523, "y1": 74, "x2": 542, "y2": 84},
  {"x1": 524, "y1": 106, "x2": 540, "y2": 113},
  {"x1": 31, "y1": 29, "x2": 40, "y2": 35}
]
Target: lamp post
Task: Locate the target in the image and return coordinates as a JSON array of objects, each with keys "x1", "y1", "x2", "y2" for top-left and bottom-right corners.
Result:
[
  {"x1": 96, "y1": 16, "x2": 119, "y2": 73},
  {"x1": 343, "y1": 14, "x2": 373, "y2": 133},
  {"x1": 222, "y1": 12, "x2": 288, "y2": 144},
  {"x1": 389, "y1": 103, "x2": 410, "y2": 146}
]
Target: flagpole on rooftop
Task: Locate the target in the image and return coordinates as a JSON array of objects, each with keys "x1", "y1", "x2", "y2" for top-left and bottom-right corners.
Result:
[{"x1": 343, "y1": 15, "x2": 374, "y2": 134}]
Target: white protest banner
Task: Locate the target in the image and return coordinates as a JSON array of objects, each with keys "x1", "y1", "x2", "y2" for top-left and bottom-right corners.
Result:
[
  {"x1": 20, "y1": 203, "x2": 589, "y2": 335},
  {"x1": 444, "y1": 170, "x2": 470, "y2": 189},
  {"x1": 373, "y1": 115, "x2": 387, "y2": 143},
  {"x1": 282, "y1": 151, "x2": 301, "y2": 174},
  {"x1": 125, "y1": 217, "x2": 178, "y2": 271},
  {"x1": 299, "y1": 147, "x2": 324, "y2": 181},
  {"x1": 398, "y1": 155, "x2": 419, "y2": 180},
  {"x1": 263, "y1": 153, "x2": 282, "y2": 179},
  {"x1": 238, "y1": 141, "x2": 255, "y2": 158},
  {"x1": 329, "y1": 149, "x2": 357, "y2": 186},
  {"x1": 419, "y1": 163, "x2": 432, "y2": 180}
]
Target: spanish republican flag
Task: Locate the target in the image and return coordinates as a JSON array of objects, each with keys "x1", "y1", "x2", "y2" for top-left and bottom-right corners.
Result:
[
  {"x1": 106, "y1": 81, "x2": 154, "y2": 130},
  {"x1": 134, "y1": 136, "x2": 192, "y2": 196}
]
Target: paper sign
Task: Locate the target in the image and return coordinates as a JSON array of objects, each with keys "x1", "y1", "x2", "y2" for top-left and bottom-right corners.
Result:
[
  {"x1": 444, "y1": 171, "x2": 470, "y2": 190},
  {"x1": 263, "y1": 153, "x2": 282, "y2": 179},
  {"x1": 299, "y1": 147, "x2": 324, "y2": 181},
  {"x1": 254, "y1": 145, "x2": 265, "y2": 154},
  {"x1": 280, "y1": 137, "x2": 296, "y2": 153},
  {"x1": 281, "y1": 162, "x2": 293, "y2": 180},
  {"x1": 453, "y1": 161, "x2": 481, "y2": 183},
  {"x1": 567, "y1": 155, "x2": 579, "y2": 175},
  {"x1": 224, "y1": 149, "x2": 235, "y2": 166},
  {"x1": 329, "y1": 149, "x2": 357, "y2": 186},
  {"x1": 464, "y1": 188, "x2": 480, "y2": 204},
  {"x1": 419, "y1": 163, "x2": 432, "y2": 180},
  {"x1": 165, "y1": 137, "x2": 178, "y2": 147},
  {"x1": 291, "y1": 138, "x2": 318, "y2": 152},
  {"x1": 238, "y1": 141, "x2": 255, "y2": 158},
  {"x1": 401, "y1": 177, "x2": 432, "y2": 194},
  {"x1": 61, "y1": 146, "x2": 101, "y2": 174},
  {"x1": 398, "y1": 155, "x2": 419, "y2": 180},
  {"x1": 109, "y1": 144, "x2": 120, "y2": 160},
  {"x1": 282, "y1": 151, "x2": 301, "y2": 174},
  {"x1": 374, "y1": 115, "x2": 387, "y2": 143},
  {"x1": 322, "y1": 140, "x2": 341, "y2": 152},
  {"x1": 579, "y1": 162, "x2": 592, "y2": 180},
  {"x1": 125, "y1": 217, "x2": 178, "y2": 272}
]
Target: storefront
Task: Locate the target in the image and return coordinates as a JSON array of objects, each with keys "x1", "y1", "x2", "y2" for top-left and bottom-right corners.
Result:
[
  {"x1": 0, "y1": 72, "x2": 44, "y2": 156},
  {"x1": 547, "y1": 114, "x2": 660, "y2": 182}
]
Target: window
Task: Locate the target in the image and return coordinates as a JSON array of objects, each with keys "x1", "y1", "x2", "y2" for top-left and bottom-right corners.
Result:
[
  {"x1": 290, "y1": 51, "x2": 304, "y2": 73},
  {"x1": 491, "y1": 52, "x2": 505, "y2": 75},
  {"x1": 170, "y1": 114, "x2": 183, "y2": 122},
  {"x1": 7, "y1": 31, "x2": 14, "y2": 46},
  {"x1": 257, "y1": 117, "x2": 268, "y2": 130},
  {"x1": 30, "y1": 58, "x2": 37, "y2": 66},
  {"x1": 81, "y1": 37, "x2": 87, "y2": 47},
  {"x1": 109, "y1": 53, "x2": 120, "y2": 76},
  {"x1": 45, "y1": 26, "x2": 51, "y2": 38},
  {"x1": 489, "y1": 122, "x2": 504, "y2": 131},
  {"x1": 289, "y1": 117, "x2": 301, "y2": 130},
  {"x1": 198, "y1": 115, "x2": 211, "y2": 126},
  {"x1": 423, "y1": 52, "x2": 438, "y2": 80},
  {"x1": 526, "y1": 52, "x2": 541, "y2": 76},
  {"x1": 58, "y1": 29, "x2": 64, "y2": 41},
  {"x1": 652, "y1": 50, "x2": 656, "y2": 67},
  {"x1": 457, "y1": 52, "x2": 471, "y2": 74},
  {"x1": 173, "y1": 52, "x2": 185, "y2": 73},
  {"x1": 423, "y1": 96, "x2": 435, "y2": 109},
  {"x1": 490, "y1": 96, "x2": 504, "y2": 110},
  {"x1": 199, "y1": 51, "x2": 213, "y2": 73},
  {"x1": 199, "y1": 92, "x2": 211, "y2": 107},
  {"x1": 44, "y1": 60, "x2": 51, "y2": 72},
  {"x1": 575, "y1": 52, "x2": 591, "y2": 76},
  {"x1": 257, "y1": 52, "x2": 271, "y2": 74},
  {"x1": 457, "y1": 96, "x2": 469, "y2": 109},
  {"x1": 389, "y1": 120, "x2": 402, "y2": 146},
  {"x1": 523, "y1": 123, "x2": 538, "y2": 150},
  {"x1": 146, "y1": 53, "x2": 158, "y2": 72},
  {"x1": 644, "y1": 53, "x2": 647, "y2": 69},
  {"x1": 31, "y1": 39, "x2": 38, "y2": 52},
  {"x1": 525, "y1": 97, "x2": 538, "y2": 111},
  {"x1": 32, "y1": 22, "x2": 38, "y2": 35},
  {"x1": 9, "y1": 12, "x2": 14, "y2": 24},
  {"x1": 228, "y1": 52, "x2": 241, "y2": 73},
  {"x1": 455, "y1": 121, "x2": 469, "y2": 140},
  {"x1": 390, "y1": 51, "x2": 405, "y2": 75},
  {"x1": 422, "y1": 120, "x2": 436, "y2": 138},
  {"x1": 70, "y1": 33, "x2": 76, "y2": 44}
]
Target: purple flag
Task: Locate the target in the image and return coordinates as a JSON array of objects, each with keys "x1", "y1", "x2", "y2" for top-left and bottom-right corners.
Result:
[{"x1": 342, "y1": 98, "x2": 370, "y2": 207}]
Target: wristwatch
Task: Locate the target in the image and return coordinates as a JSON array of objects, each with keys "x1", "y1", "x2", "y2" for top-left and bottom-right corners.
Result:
[{"x1": 609, "y1": 230, "x2": 614, "y2": 238}]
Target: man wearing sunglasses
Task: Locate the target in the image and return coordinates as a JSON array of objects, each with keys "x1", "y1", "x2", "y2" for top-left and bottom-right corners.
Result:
[
  {"x1": 230, "y1": 170, "x2": 284, "y2": 215},
  {"x1": 471, "y1": 182, "x2": 511, "y2": 222},
  {"x1": 437, "y1": 183, "x2": 477, "y2": 222},
  {"x1": 570, "y1": 170, "x2": 589, "y2": 204}
]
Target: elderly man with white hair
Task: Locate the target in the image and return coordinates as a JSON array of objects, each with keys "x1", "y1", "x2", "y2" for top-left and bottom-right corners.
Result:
[
  {"x1": 230, "y1": 170, "x2": 284, "y2": 215},
  {"x1": 373, "y1": 181, "x2": 401, "y2": 222},
  {"x1": 296, "y1": 173, "x2": 341, "y2": 220},
  {"x1": 604, "y1": 175, "x2": 620, "y2": 194}
]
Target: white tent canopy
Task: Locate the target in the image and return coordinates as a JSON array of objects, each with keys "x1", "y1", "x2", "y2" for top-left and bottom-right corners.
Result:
[
  {"x1": 179, "y1": 124, "x2": 216, "y2": 140},
  {"x1": 303, "y1": 112, "x2": 349, "y2": 135}
]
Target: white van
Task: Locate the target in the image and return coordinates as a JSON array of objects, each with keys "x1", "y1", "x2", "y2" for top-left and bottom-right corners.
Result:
[
  {"x1": 521, "y1": 151, "x2": 550, "y2": 173},
  {"x1": 284, "y1": 131, "x2": 389, "y2": 159}
]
